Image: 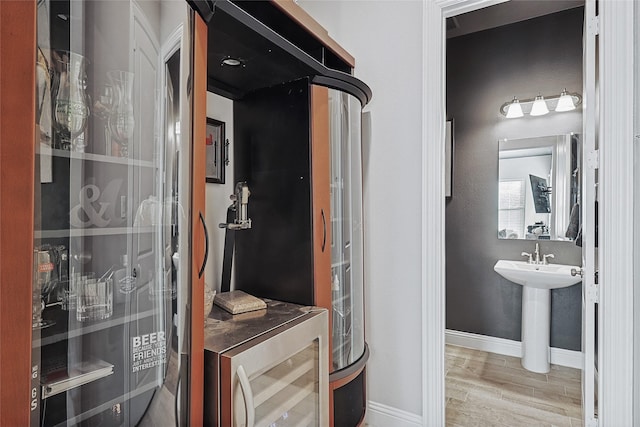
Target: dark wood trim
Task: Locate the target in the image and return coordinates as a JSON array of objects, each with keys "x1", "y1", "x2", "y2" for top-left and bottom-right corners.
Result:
[
  {"x1": 219, "y1": 355, "x2": 232, "y2": 427},
  {"x1": 0, "y1": 1, "x2": 36, "y2": 424},
  {"x1": 330, "y1": 363, "x2": 365, "y2": 390},
  {"x1": 329, "y1": 343, "x2": 369, "y2": 388},
  {"x1": 190, "y1": 12, "x2": 208, "y2": 427},
  {"x1": 310, "y1": 85, "x2": 333, "y2": 370},
  {"x1": 270, "y1": 0, "x2": 355, "y2": 68}
]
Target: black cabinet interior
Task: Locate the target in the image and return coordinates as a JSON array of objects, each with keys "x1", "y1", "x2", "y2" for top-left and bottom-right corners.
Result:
[
  {"x1": 205, "y1": 2, "x2": 368, "y2": 306},
  {"x1": 206, "y1": 6, "x2": 315, "y2": 99},
  {"x1": 233, "y1": 78, "x2": 314, "y2": 305},
  {"x1": 230, "y1": 0, "x2": 352, "y2": 74},
  {"x1": 205, "y1": 1, "x2": 325, "y2": 307},
  {"x1": 204, "y1": 1, "x2": 370, "y2": 103}
]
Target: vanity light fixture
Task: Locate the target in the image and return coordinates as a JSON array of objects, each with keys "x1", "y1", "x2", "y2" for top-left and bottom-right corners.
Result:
[
  {"x1": 500, "y1": 90, "x2": 581, "y2": 118},
  {"x1": 530, "y1": 95, "x2": 549, "y2": 116},
  {"x1": 505, "y1": 97, "x2": 524, "y2": 118}
]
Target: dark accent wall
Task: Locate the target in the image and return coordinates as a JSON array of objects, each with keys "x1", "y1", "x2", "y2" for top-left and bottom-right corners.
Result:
[{"x1": 446, "y1": 7, "x2": 584, "y2": 351}]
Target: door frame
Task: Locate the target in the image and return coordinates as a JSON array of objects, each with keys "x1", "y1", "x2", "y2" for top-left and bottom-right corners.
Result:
[{"x1": 421, "y1": 0, "x2": 635, "y2": 425}]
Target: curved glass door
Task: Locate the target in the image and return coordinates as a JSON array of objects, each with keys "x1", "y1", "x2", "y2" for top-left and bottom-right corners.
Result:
[
  {"x1": 32, "y1": 1, "x2": 192, "y2": 425},
  {"x1": 328, "y1": 89, "x2": 365, "y2": 371}
]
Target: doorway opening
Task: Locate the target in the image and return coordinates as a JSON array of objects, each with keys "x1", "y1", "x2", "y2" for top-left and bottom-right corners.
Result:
[{"x1": 444, "y1": 2, "x2": 586, "y2": 425}]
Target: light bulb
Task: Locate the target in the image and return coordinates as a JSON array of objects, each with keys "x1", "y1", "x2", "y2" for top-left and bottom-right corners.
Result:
[
  {"x1": 505, "y1": 97, "x2": 523, "y2": 118},
  {"x1": 530, "y1": 95, "x2": 549, "y2": 116},
  {"x1": 555, "y1": 89, "x2": 576, "y2": 112}
]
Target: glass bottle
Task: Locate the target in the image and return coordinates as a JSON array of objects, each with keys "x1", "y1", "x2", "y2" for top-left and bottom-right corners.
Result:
[
  {"x1": 33, "y1": 249, "x2": 55, "y2": 329},
  {"x1": 107, "y1": 71, "x2": 135, "y2": 157}
]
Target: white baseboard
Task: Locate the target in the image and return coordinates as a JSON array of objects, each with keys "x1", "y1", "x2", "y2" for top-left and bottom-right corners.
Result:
[
  {"x1": 366, "y1": 401, "x2": 422, "y2": 427},
  {"x1": 445, "y1": 329, "x2": 583, "y2": 370}
]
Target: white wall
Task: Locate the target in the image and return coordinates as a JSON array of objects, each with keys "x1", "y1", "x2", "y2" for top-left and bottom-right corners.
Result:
[
  {"x1": 299, "y1": 2, "x2": 424, "y2": 424},
  {"x1": 204, "y1": 92, "x2": 235, "y2": 294}
]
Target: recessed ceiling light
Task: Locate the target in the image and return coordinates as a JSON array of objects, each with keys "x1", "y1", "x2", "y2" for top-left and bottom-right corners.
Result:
[{"x1": 221, "y1": 57, "x2": 242, "y2": 67}]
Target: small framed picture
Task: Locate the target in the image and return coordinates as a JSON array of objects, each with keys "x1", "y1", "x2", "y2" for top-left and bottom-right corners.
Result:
[{"x1": 206, "y1": 118, "x2": 226, "y2": 184}]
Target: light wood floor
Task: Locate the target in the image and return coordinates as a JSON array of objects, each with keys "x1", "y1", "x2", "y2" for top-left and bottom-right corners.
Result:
[{"x1": 446, "y1": 344, "x2": 582, "y2": 427}]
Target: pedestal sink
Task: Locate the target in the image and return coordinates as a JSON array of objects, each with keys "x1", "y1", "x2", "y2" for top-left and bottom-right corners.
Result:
[{"x1": 494, "y1": 259, "x2": 582, "y2": 373}]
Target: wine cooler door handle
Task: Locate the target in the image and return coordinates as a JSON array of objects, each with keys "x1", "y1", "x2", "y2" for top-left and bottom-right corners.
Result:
[
  {"x1": 321, "y1": 208, "x2": 327, "y2": 253},
  {"x1": 198, "y1": 212, "x2": 209, "y2": 279},
  {"x1": 236, "y1": 365, "x2": 255, "y2": 427}
]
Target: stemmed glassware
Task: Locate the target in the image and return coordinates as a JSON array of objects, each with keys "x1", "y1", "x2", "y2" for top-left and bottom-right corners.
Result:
[{"x1": 51, "y1": 51, "x2": 90, "y2": 151}]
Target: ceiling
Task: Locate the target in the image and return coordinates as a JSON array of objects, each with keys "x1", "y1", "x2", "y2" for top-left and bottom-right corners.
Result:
[{"x1": 447, "y1": 0, "x2": 585, "y2": 39}]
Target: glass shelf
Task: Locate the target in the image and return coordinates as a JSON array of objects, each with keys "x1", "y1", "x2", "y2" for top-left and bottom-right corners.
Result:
[
  {"x1": 41, "y1": 358, "x2": 114, "y2": 399},
  {"x1": 255, "y1": 374, "x2": 315, "y2": 427},
  {"x1": 34, "y1": 306, "x2": 157, "y2": 348},
  {"x1": 35, "y1": 226, "x2": 155, "y2": 239},
  {"x1": 38, "y1": 147, "x2": 156, "y2": 168},
  {"x1": 251, "y1": 345, "x2": 315, "y2": 407},
  {"x1": 330, "y1": 260, "x2": 349, "y2": 269}
]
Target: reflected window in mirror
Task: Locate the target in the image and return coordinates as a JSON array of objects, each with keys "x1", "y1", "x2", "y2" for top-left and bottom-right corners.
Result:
[
  {"x1": 498, "y1": 134, "x2": 581, "y2": 241},
  {"x1": 498, "y1": 180, "x2": 525, "y2": 239}
]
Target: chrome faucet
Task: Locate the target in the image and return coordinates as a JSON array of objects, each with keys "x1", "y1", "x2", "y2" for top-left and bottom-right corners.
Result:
[
  {"x1": 521, "y1": 251, "x2": 533, "y2": 264},
  {"x1": 523, "y1": 243, "x2": 554, "y2": 265}
]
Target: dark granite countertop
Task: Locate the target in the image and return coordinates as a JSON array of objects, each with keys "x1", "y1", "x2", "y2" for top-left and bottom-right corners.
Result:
[{"x1": 203, "y1": 298, "x2": 322, "y2": 354}]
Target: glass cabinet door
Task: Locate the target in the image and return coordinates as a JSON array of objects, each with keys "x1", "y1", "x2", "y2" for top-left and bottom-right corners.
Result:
[
  {"x1": 327, "y1": 89, "x2": 365, "y2": 371},
  {"x1": 243, "y1": 341, "x2": 319, "y2": 427},
  {"x1": 32, "y1": 1, "x2": 192, "y2": 425}
]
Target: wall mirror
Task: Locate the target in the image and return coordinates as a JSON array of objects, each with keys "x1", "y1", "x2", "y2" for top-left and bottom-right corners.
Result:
[{"x1": 498, "y1": 133, "x2": 581, "y2": 241}]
